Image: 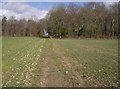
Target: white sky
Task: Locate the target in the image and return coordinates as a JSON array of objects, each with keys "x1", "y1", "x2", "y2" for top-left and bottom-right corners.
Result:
[
  {"x1": 2, "y1": 0, "x2": 119, "y2": 2},
  {"x1": 1, "y1": 2, "x2": 48, "y2": 20}
]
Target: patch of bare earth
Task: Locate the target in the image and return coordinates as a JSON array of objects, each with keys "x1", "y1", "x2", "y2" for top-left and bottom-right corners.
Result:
[
  {"x1": 39, "y1": 40, "x2": 69, "y2": 87},
  {"x1": 39, "y1": 57, "x2": 51, "y2": 87}
]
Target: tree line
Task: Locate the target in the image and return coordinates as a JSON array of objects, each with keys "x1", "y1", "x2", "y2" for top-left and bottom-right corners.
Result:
[{"x1": 2, "y1": 2, "x2": 119, "y2": 38}]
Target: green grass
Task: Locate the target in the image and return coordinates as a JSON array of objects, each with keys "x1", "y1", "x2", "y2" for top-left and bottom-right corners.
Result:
[
  {"x1": 54, "y1": 39, "x2": 118, "y2": 86},
  {"x1": 2, "y1": 37, "x2": 44, "y2": 87},
  {"x1": 2, "y1": 37, "x2": 118, "y2": 87}
]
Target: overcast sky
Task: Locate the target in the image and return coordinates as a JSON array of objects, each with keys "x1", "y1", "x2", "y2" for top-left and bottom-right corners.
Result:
[{"x1": 0, "y1": 0, "x2": 119, "y2": 20}]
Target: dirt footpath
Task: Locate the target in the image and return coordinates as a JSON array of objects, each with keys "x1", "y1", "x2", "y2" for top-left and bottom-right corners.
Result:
[{"x1": 37, "y1": 40, "x2": 91, "y2": 87}]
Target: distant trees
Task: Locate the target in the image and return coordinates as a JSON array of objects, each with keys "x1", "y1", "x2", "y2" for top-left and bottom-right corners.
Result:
[
  {"x1": 45, "y1": 2, "x2": 118, "y2": 38},
  {"x1": 1, "y1": 2, "x2": 119, "y2": 38},
  {"x1": 118, "y1": 2, "x2": 120, "y2": 39},
  {"x1": 2, "y1": 16, "x2": 7, "y2": 35}
]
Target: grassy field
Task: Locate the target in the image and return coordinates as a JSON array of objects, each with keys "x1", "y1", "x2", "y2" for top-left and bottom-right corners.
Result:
[{"x1": 2, "y1": 37, "x2": 118, "y2": 87}]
